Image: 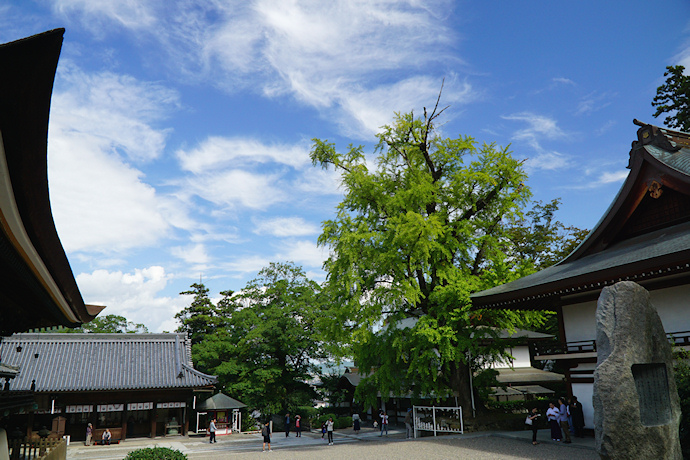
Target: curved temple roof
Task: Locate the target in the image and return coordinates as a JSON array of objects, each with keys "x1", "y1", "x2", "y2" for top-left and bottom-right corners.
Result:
[
  {"x1": 471, "y1": 120, "x2": 690, "y2": 309},
  {"x1": 0, "y1": 333, "x2": 217, "y2": 392},
  {"x1": 0, "y1": 29, "x2": 100, "y2": 334}
]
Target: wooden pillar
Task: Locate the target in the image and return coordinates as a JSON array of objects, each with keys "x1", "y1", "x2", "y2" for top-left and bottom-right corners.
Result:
[
  {"x1": 121, "y1": 407, "x2": 128, "y2": 441},
  {"x1": 150, "y1": 406, "x2": 156, "y2": 438}
]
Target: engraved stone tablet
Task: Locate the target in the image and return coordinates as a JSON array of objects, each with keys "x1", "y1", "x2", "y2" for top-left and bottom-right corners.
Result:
[
  {"x1": 593, "y1": 281, "x2": 681, "y2": 460},
  {"x1": 631, "y1": 363, "x2": 671, "y2": 426}
]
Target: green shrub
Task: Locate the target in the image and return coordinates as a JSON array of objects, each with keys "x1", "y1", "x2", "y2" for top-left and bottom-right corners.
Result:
[
  {"x1": 673, "y1": 349, "x2": 690, "y2": 459},
  {"x1": 124, "y1": 447, "x2": 187, "y2": 460},
  {"x1": 335, "y1": 416, "x2": 351, "y2": 429},
  {"x1": 242, "y1": 414, "x2": 259, "y2": 432},
  {"x1": 486, "y1": 397, "x2": 550, "y2": 414}
]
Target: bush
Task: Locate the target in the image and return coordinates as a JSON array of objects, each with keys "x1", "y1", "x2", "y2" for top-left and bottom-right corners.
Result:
[
  {"x1": 124, "y1": 447, "x2": 187, "y2": 460},
  {"x1": 335, "y1": 416, "x2": 351, "y2": 429},
  {"x1": 242, "y1": 414, "x2": 259, "y2": 432},
  {"x1": 486, "y1": 397, "x2": 550, "y2": 414},
  {"x1": 673, "y1": 350, "x2": 690, "y2": 459}
]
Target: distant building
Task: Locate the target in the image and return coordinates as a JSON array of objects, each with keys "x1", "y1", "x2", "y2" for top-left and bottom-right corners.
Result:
[
  {"x1": 472, "y1": 120, "x2": 690, "y2": 428},
  {"x1": 480, "y1": 329, "x2": 563, "y2": 401},
  {"x1": 0, "y1": 333, "x2": 216, "y2": 441}
]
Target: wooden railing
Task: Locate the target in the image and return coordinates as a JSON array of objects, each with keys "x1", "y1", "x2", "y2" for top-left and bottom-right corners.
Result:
[
  {"x1": 533, "y1": 331, "x2": 690, "y2": 358},
  {"x1": 533, "y1": 340, "x2": 596, "y2": 357},
  {"x1": 8, "y1": 437, "x2": 66, "y2": 460}
]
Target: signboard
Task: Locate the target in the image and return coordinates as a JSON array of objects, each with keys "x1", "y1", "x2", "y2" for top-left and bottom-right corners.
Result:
[
  {"x1": 66, "y1": 405, "x2": 92, "y2": 413},
  {"x1": 157, "y1": 402, "x2": 186, "y2": 409}
]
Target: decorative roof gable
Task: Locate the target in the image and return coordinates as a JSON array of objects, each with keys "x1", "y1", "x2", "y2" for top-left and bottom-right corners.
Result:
[{"x1": 471, "y1": 120, "x2": 690, "y2": 309}]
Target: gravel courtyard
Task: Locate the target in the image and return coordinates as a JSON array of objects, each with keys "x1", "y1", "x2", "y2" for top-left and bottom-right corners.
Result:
[{"x1": 191, "y1": 436, "x2": 599, "y2": 460}]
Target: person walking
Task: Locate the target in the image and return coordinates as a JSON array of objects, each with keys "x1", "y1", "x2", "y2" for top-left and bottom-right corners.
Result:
[
  {"x1": 405, "y1": 408, "x2": 413, "y2": 439},
  {"x1": 295, "y1": 415, "x2": 302, "y2": 437},
  {"x1": 326, "y1": 417, "x2": 334, "y2": 445},
  {"x1": 569, "y1": 396, "x2": 586, "y2": 438},
  {"x1": 284, "y1": 412, "x2": 291, "y2": 437},
  {"x1": 85, "y1": 423, "x2": 93, "y2": 446},
  {"x1": 526, "y1": 407, "x2": 541, "y2": 445},
  {"x1": 209, "y1": 418, "x2": 217, "y2": 443},
  {"x1": 558, "y1": 397, "x2": 572, "y2": 443},
  {"x1": 262, "y1": 421, "x2": 272, "y2": 452},
  {"x1": 352, "y1": 413, "x2": 360, "y2": 434},
  {"x1": 546, "y1": 402, "x2": 561, "y2": 441},
  {"x1": 379, "y1": 411, "x2": 389, "y2": 436}
]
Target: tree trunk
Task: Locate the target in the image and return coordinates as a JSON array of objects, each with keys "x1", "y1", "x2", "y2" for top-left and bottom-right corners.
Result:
[{"x1": 450, "y1": 360, "x2": 476, "y2": 417}]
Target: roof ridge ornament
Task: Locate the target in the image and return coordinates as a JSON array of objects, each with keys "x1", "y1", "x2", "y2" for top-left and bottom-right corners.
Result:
[{"x1": 631, "y1": 119, "x2": 682, "y2": 156}]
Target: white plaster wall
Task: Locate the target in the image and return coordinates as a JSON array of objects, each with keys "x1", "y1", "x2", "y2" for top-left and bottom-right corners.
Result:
[
  {"x1": 651, "y1": 284, "x2": 690, "y2": 334},
  {"x1": 490, "y1": 346, "x2": 531, "y2": 368},
  {"x1": 563, "y1": 283, "x2": 690, "y2": 344},
  {"x1": 571, "y1": 383, "x2": 594, "y2": 429},
  {"x1": 562, "y1": 300, "x2": 597, "y2": 342}
]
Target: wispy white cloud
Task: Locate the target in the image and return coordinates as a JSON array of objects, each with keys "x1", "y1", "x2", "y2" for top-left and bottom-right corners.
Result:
[
  {"x1": 76, "y1": 266, "x2": 185, "y2": 332},
  {"x1": 48, "y1": 63, "x2": 181, "y2": 255},
  {"x1": 253, "y1": 217, "x2": 320, "y2": 237},
  {"x1": 176, "y1": 137, "x2": 310, "y2": 174},
  {"x1": 171, "y1": 243, "x2": 211, "y2": 266},
  {"x1": 51, "y1": 0, "x2": 463, "y2": 139},
  {"x1": 553, "y1": 77, "x2": 576, "y2": 86},
  {"x1": 575, "y1": 91, "x2": 615, "y2": 116},
  {"x1": 564, "y1": 169, "x2": 629, "y2": 190},
  {"x1": 524, "y1": 151, "x2": 571, "y2": 172},
  {"x1": 503, "y1": 113, "x2": 572, "y2": 172},
  {"x1": 54, "y1": 62, "x2": 178, "y2": 162},
  {"x1": 276, "y1": 239, "x2": 328, "y2": 268},
  {"x1": 51, "y1": 0, "x2": 158, "y2": 34}
]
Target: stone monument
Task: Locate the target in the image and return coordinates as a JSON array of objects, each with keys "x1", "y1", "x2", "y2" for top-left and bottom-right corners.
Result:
[{"x1": 593, "y1": 281, "x2": 681, "y2": 459}]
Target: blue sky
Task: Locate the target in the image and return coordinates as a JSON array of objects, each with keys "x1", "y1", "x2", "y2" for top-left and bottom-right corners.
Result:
[{"x1": 2, "y1": 1, "x2": 690, "y2": 332}]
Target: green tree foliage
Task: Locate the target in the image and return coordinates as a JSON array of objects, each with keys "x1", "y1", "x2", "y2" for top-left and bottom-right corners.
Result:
[
  {"x1": 652, "y1": 65, "x2": 690, "y2": 132},
  {"x1": 54, "y1": 314, "x2": 148, "y2": 333},
  {"x1": 504, "y1": 198, "x2": 588, "y2": 271},
  {"x1": 674, "y1": 349, "x2": 690, "y2": 458},
  {"x1": 310, "y1": 100, "x2": 566, "y2": 411},
  {"x1": 175, "y1": 283, "x2": 223, "y2": 345},
  {"x1": 192, "y1": 262, "x2": 326, "y2": 414}
]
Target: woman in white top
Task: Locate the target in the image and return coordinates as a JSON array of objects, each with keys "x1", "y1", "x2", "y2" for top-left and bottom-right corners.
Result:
[
  {"x1": 546, "y1": 402, "x2": 561, "y2": 441},
  {"x1": 326, "y1": 417, "x2": 335, "y2": 445}
]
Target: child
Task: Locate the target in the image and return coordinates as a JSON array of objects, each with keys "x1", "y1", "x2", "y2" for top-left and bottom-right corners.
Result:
[{"x1": 321, "y1": 421, "x2": 327, "y2": 439}]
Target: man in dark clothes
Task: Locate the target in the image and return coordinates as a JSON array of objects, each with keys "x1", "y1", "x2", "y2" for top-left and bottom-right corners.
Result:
[
  {"x1": 285, "y1": 412, "x2": 291, "y2": 437},
  {"x1": 569, "y1": 396, "x2": 586, "y2": 437}
]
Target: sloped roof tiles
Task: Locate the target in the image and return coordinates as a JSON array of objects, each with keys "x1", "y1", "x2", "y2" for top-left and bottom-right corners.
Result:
[{"x1": 0, "y1": 333, "x2": 216, "y2": 392}]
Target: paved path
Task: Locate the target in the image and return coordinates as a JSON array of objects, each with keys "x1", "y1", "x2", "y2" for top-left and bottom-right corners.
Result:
[{"x1": 66, "y1": 427, "x2": 598, "y2": 460}]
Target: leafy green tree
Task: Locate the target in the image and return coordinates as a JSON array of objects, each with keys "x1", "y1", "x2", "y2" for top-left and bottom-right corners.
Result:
[
  {"x1": 310, "y1": 100, "x2": 554, "y2": 412},
  {"x1": 504, "y1": 198, "x2": 589, "y2": 271},
  {"x1": 175, "y1": 283, "x2": 223, "y2": 345},
  {"x1": 652, "y1": 65, "x2": 690, "y2": 131},
  {"x1": 53, "y1": 314, "x2": 148, "y2": 333},
  {"x1": 192, "y1": 262, "x2": 326, "y2": 414}
]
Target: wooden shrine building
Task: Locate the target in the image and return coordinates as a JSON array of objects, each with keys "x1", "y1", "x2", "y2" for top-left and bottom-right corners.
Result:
[
  {"x1": 471, "y1": 120, "x2": 690, "y2": 428},
  {"x1": 0, "y1": 333, "x2": 216, "y2": 441}
]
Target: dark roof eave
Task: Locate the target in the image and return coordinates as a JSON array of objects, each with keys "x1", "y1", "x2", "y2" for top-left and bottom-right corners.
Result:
[
  {"x1": 0, "y1": 29, "x2": 96, "y2": 329},
  {"x1": 473, "y1": 248, "x2": 690, "y2": 309}
]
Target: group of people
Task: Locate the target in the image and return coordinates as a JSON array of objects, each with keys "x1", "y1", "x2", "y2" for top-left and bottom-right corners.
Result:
[
  {"x1": 526, "y1": 396, "x2": 585, "y2": 445},
  {"x1": 262, "y1": 413, "x2": 310, "y2": 452},
  {"x1": 83, "y1": 423, "x2": 112, "y2": 446},
  {"x1": 283, "y1": 413, "x2": 303, "y2": 437}
]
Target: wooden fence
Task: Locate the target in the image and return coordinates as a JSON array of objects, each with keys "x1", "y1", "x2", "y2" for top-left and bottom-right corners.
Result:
[{"x1": 8, "y1": 437, "x2": 66, "y2": 460}]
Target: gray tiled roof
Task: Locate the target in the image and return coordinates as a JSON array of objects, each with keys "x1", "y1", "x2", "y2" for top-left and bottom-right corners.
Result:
[
  {"x1": 0, "y1": 333, "x2": 216, "y2": 392},
  {"x1": 471, "y1": 220, "x2": 690, "y2": 307}
]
